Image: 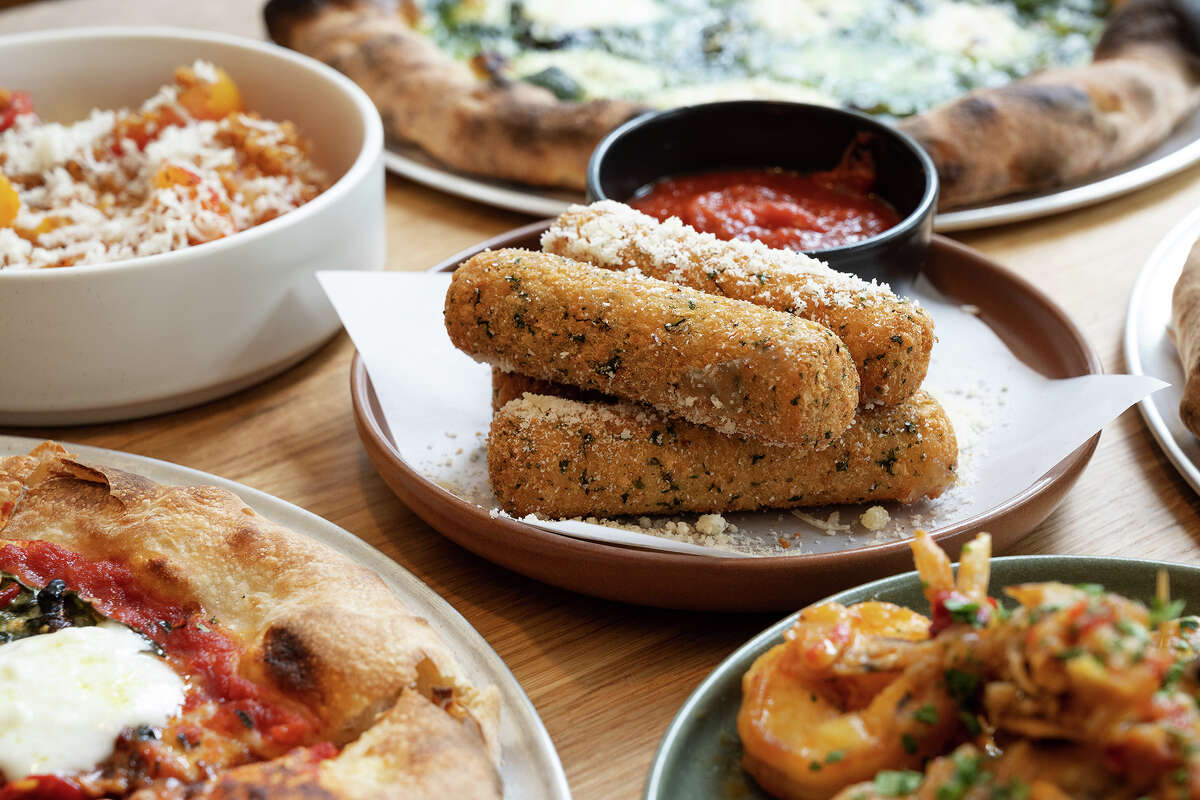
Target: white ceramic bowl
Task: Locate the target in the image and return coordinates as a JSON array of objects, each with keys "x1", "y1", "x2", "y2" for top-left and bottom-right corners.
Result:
[{"x1": 0, "y1": 27, "x2": 385, "y2": 425}]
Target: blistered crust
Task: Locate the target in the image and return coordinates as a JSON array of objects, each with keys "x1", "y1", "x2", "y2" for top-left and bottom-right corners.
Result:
[
  {"x1": 898, "y1": 0, "x2": 1200, "y2": 208},
  {"x1": 1173, "y1": 237, "x2": 1200, "y2": 437},
  {"x1": 0, "y1": 443, "x2": 501, "y2": 796},
  {"x1": 140, "y1": 691, "x2": 501, "y2": 800},
  {"x1": 265, "y1": 0, "x2": 645, "y2": 189}
]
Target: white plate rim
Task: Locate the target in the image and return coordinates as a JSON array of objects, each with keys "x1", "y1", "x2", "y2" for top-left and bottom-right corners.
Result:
[
  {"x1": 1123, "y1": 206, "x2": 1200, "y2": 496},
  {"x1": 0, "y1": 434, "x2": 572, "y2": 800},
  {"x1": 385, "y1": 111, "x2": 1200, "y2": 231}
]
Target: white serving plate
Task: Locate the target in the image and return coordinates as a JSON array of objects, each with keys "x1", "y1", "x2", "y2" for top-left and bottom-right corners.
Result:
[
  {"x1": 1124, "y1": 206, "x2": 1200, "y2": 494},
  {"x1": 384, "y1": 109, "x2": 1200, "y2": 231},
  {"x1": 0, "y1": 434, "x2": 571, "y2": 800},
  {"x1": 0, "y1": 27, "x2": 385, "y2": 425}
]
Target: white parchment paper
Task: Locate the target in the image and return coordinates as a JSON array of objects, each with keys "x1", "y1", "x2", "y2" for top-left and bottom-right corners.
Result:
[{"x1": 320, "y1": 271, "x2": 1163, "y2": 559}]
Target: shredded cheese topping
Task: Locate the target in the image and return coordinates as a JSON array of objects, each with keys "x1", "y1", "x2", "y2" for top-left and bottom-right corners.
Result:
[{"x1": 0, "y1": 61, "x2": 327, "y2": 270}]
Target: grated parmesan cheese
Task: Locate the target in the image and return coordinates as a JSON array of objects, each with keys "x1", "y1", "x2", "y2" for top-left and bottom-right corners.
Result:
[
  {"x1": 859, "y1": 505, "x2": 891, "y2": 531},
  {"x1": 0, "y1": 61, "x2": 327, "y2": 270}
]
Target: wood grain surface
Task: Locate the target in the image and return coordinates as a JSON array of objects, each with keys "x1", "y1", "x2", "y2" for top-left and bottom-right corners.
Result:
[{"x1": 4, "y1": 3, "x2": 1200, "y2": 798}]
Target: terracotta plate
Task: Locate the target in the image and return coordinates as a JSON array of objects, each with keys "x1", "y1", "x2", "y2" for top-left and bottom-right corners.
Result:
[
  {"x1": 644, "y1": 554, "x2": 1200, "y2": 799},
  {"x1": 350, "y1": 225, "x2": 1101, "y2": 612}
]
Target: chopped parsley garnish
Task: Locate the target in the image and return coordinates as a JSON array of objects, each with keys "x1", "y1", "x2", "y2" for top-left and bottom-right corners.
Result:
[
  {"x1": 943, "y1": 596, "x2": 983, "y2": 627},
  {"x1": 873, "y1": 770, "x2": 923, "y2": 795},
  {"x1": 913, "y1": 704, "x2": 939, "y2": 724},
  {"x1": 944, "y1": 668, "x2": 980, "y2": 707},
  {"x1": 930, "y1": 750, "x2": 985, "y2": 800},
  {"x1": 1151, "y1": 596, "x2": 1187, "y2": 628},
  {"x1": 960, "y1": 711, "x2": 982, "y2": 736}
]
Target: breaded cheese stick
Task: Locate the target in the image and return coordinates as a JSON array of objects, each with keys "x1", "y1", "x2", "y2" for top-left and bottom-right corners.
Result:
[
  {"x1": 491, "y1": 368, "x2": 611, "y2": 412},
  {"x1": 541, "y1": 200, "x2": 935, "y2": 406},
  {"x1": 446, "y1": 248, "x2": 859, "y2": 448},
  {"x1": 488, "y1": 391, "x2": 957, "y2": 518}
]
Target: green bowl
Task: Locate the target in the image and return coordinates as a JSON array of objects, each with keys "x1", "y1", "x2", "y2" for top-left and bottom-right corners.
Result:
[{"x1": 643, "y1": 555, "x2": 1200, "y2": 799}]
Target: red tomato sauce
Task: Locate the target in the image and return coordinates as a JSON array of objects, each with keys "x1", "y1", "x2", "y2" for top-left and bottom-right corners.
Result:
[
  {"x1": 631, "y1": 142, "x2": 900, "y2": 252},
  {"x1": 0, "y1": 540, "x2": 319, "y2": 749}
]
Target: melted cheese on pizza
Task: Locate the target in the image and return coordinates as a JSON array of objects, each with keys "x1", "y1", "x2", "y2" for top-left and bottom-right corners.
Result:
[
  {"x1": 421, "y1": 0, "x2": 1106, "y2": 116},
  {"x1": 522, "y1": 0, "x2": 665, "y2": 30},
  {"x1": 902, "y1": 2, "x2": 1038, "y2": 64},
  {"x1": 0, "y1": 622, "x2": 185, "y2": 781},
  {"x1": 747, "y1": 0, "x2": 872, "y2": 38}
]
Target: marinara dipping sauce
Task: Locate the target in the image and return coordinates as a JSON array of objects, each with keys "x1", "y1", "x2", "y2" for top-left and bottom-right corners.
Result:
[{"x1": 631, "y1": 140, "x2": 901, "y2": 252}]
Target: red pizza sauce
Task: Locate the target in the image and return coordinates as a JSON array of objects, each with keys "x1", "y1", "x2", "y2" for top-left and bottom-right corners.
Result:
[
  {"x1": 630, "y1": 140, "x2": 901, "y2": 252},
  {"x1": 0, "y1": 540, "x2": 321, "y2": 749}
]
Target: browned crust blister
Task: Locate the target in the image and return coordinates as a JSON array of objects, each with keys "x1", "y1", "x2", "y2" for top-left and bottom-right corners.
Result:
[
  {"x1": 1172, "y1": 237, "x2": 1200, "y2": 437},
  {"x1": 0, "y1": 442, "x2": 501, "y2": 800},
  {"x1": 898, "y1": 0, "x2": 1200, "y2": 208},
  {"x1": 264, "y1": 0, "x2": 645, "y2": 189},
  {"x1": 445, "y1": 248, "x2": 860, "y2": 447},
  {"x1": 487, "y1": 391, "x2": 957, "y2": 518},
  {"x1": 542, "y1": 202, "x2": 934, "y2": 407},
  {"x1": 268, "y1": 0, "x2": 1200, "y2": 206},
  {"x1": 144, "y1": 691, "x2": 501, "y2": 800}
]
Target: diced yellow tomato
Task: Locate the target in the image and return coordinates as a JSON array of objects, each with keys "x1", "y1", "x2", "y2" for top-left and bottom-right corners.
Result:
[
  {"x1": 175, "y1": 66, "x2": 242, "y2": 121},
  {"x1": 0, "y1": 174, "x2": 18, "y2": 227},
  {"x1": 30, "y1": 216, "x2": 69, "y2": 237},
  {"x1": 154, "y1": 163, "x2": 203, "y2": 191}
]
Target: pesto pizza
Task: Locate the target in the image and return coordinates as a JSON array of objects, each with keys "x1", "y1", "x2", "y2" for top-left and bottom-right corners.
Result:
[
  {"x1": 0, "y1": 441, "x2": 501, "y2": 799},
  {"x1": 265, "y1": 0, "x2": 1200, "y2": 208}
]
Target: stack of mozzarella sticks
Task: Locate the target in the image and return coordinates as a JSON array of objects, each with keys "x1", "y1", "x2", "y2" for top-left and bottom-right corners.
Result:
[{"x1": 443, "y1": 200, "x2": 957, "y2": 520}]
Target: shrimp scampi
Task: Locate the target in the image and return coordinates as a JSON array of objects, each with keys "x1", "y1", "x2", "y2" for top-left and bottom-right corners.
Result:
[{"x1": 740, "y1": 531, "x2": 1200, "y2": 800}]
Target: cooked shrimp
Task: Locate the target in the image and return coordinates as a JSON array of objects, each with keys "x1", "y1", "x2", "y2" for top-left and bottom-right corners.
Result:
[
  {"x1": 739, "y1": 600, "x2": 962, "y2": 800},
  {"x1": 766, "y1": 532, "x2": 1200, "y2": 800},
  {"x1": 912, "y1": 531, "x2": 994, "y2": 635}
]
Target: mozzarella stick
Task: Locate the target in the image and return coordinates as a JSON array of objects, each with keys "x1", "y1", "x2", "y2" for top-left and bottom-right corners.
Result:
[
  {"x1": 491, "y1": 368, "x2": 610, "y2": 411},
  {"x1": 541, "y1": 200, "x2": 935, "y2": 406},
  {"x1": 488, "y1": 391, "x2": 957, "y2": 518},
  {"x1": 446, "y1": 248, "x2": 859, "y2": 448}
]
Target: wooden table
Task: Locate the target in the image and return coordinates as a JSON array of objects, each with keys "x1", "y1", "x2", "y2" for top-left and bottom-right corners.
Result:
[{"x1": 5, "y1": 4, "x2": 1200, "y2": 798}]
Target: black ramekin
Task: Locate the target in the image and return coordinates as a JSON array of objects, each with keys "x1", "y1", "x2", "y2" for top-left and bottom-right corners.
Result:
[{"x1": 586, "y1": 101, "x2": 938, "y2": 285}]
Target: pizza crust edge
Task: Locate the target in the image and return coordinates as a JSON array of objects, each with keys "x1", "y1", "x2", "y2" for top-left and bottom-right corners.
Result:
[
  {"x1": 0, "y1": 441, "x2": 502, "y2": 799},
  {"x1": 265, "y1": 0, "x2": 647, "y2": 190}
]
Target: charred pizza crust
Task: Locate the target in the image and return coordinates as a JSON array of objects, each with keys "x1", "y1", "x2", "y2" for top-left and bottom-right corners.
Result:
[
  {"x1": 898, "y1": 0, "x2": 1200, "y2": 208},
  {"x1": 1173, "y1": 236, "x2": 1200, "y2": 438},
  {"x1": 0, "y1": 441, "x2": 501, "y2": 799},
  {"x1": 266, "y1": 0, "x2": 1200, "y2": 209},
  {"x1": 265, "y1": 0, "x2": 645, "y2": 189}
]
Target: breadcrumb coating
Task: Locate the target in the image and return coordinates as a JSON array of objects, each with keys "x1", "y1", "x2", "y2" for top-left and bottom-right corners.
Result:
[
  {"x1": 445, "y1": 248, "x2": 859, "y2": 447},
  {"x1": 487, "y1": 390, "x2": 957, "y2": 518},
  {"x1": 490, "y1": 368, "x2": 608, "y2": 411},
  {"x1": 542, "y1": 201, "x2": 935, "y2": 406}
]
